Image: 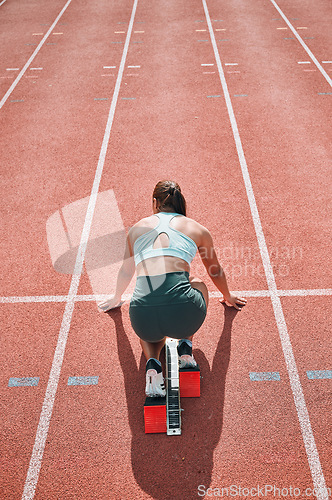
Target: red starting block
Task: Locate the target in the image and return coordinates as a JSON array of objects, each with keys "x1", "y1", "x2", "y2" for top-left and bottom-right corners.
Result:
[
  {"x1": 144, "y1": 340, "x2": 201, "y2": 434},
  {"x1": 144, "y1": 397, "x2": 166, "y2": 434},
  {"x1": 179, "y1": 365, "x2": 200, "y2": 397}
]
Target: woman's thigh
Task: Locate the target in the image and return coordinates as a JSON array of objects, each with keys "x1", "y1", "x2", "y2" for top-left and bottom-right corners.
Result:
[{"x1": 189, "y1": 276, "x2": 209, "y2": 308}]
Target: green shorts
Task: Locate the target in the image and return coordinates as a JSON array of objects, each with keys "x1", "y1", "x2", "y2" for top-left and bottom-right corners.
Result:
[{"x1": 129, "y1": 271, "x2": 207, "y2": 343}]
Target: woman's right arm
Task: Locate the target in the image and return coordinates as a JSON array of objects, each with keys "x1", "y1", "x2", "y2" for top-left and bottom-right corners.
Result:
[{"x1": 198, "y1": 227, "x2": 247, "y2": 310}]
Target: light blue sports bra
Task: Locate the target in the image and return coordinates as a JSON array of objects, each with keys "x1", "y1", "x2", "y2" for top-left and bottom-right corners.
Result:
[{"x1": 133, "y1": 212, "x2": 197, "y2": 266}]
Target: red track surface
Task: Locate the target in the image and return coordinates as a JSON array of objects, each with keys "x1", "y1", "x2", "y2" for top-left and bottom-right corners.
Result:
[{"x1": 1, "y1": 0, "x2": 331, "y2": 499}]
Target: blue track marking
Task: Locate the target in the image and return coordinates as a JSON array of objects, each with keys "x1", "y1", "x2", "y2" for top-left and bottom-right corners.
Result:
[
  {"x1": 67, "y1": 376, "x2": 99, "y2": 386},
  {"x1": 8, "y1": 377, "x2": 39, "y2": 387},
  {"x1": 249, "y1": 372, "x2": 281, "y2": 381},
  {"x1": 318, "y1": 93, "x2": 332, "y2": 95},
  {"x1": 307, "y1": 370, "x2": 332, "y2": 380}
]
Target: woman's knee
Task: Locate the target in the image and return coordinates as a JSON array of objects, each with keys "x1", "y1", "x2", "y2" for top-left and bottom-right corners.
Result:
[{"x1": 189, "y1": 276, "x2": 209, "y2": 307}]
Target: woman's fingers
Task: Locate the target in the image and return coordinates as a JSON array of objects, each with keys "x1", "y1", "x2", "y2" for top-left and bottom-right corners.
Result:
[
  {"x1": 219, "y1": 296, "x2": 247, "y2": 310},
  {"x1": 98, "y1": 299, "x2": 124, "y2": 312}
]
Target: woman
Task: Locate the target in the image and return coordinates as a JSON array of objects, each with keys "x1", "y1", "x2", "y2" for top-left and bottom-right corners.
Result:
[{"x1": 99, "y1": 180, "x2": 246, "y2": 397}]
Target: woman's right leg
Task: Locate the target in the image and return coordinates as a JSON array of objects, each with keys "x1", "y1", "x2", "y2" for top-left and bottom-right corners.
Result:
[{"x1": 189, "y1": 276, "x2": 209, "y2": 309}]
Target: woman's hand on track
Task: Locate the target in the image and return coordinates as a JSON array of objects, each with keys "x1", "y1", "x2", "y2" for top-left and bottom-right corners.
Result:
[
  {"x1": 220, "y1": 294, "x2": 247, "y2": 310},
  {"x1": 98, "y1": 296, "x2": 123, "y2": 312}
]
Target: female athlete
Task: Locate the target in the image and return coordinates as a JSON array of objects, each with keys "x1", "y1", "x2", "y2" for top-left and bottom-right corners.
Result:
[{"x1": 99, "y1": 180, "x2": 247, "y2": 397}]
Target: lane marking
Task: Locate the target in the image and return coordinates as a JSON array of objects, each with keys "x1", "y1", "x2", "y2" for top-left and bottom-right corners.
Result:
[
  {"x1": 10, "y1": 99, "x2": 24, "y2": 103},
  {"x1": 114, "y1": 31, "x2": 126, "y2": 34},
  {"x1": 103, "y1": 66, "x2": 116, "y2": 69},
  {"x1": 134, "y1": 30, "x2": 144, "y2": 33},
  {"x1": 203, "y1": 71, "x2": 215, "y2": 74},
  {"x1": 30, "y1": 67, "x2": 43, "y2": 70},
  {"x1": 249, "y1": 372, "x2": 281, "y2": 381},
  {"x1": 0, "y1": 289, "x2": 331, "y2": 304},
  {"x1": 52, "y1": 32, "x2": 63, "y2": 35},
  {"x1": 297, "y1": 27, "x2": 308, "y2": 30},
  {"x1": 298, "y1": 61, "x2": 311, "y2": 64},
  {"x1": 268, "y1": 0, "x2": 332, "y2": 88},
  {"x1": 8, "y1": 377, "x2": 39, "y2": 387},
  {"x1": 322, "y1": 61, "x2": 332, "y2": 64},
  {"x1": 307, "y1": 371, "x2": 332, "y2": 380},
  {"x1": 234, "y1": 94, "x2": 248, "y2": 97},
  {"x1": 207, "y1": 95, "x2": 221, "y2": 98},
  {"x1": 121, "y1": 97, "x2": 136, "y2": 100},
  {"x1": 6, "y1": 68, "x2": 20, "y2": 71},
  {"x1": 0, "y1": 0, "x2": 73, "y2": 111},
  {"x1": 21, "y1": 1, "x2": 139, "y2": 498},
  {"x1": 32, "y1": 33, "x2": 44, "y2": 36},
  {"x1": 0, "y1": 0, "x2": 7, "y2": 6},
  {"x1": 201, "y1": 63, "x2": 214, "y2": 66},
  {"x1": 215, "y1": 28, "x2": 226, "y2": 31},
  {"x1": 128, "y1": 65, "x2": 140, "y2": 68},
  {"x1": 225, "y1": 63, "x2": 238, "y2": 66},
  {"x1": 318, "y1": 92, "x2": 332, "y2": 95},
  {"x1": 202, "y1": 1, "x2": 329, "y2": 498},
  {"x1": 277, "y1": 27, "x2": 288, "y2": 30},
  {"x1": 196, "y1": 29, "x2": 207, "y2": 32},
  {"x1": 67, "y1": 376, "x2": 99, "y2": 386},
  {"x1": 94, "y1": 97, "x2": 108, "y2": 101}
]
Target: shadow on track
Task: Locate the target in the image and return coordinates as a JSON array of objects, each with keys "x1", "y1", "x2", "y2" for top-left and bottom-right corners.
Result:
[{"x1": 106, "y1": 304, "x2": 238, "y2": 499}]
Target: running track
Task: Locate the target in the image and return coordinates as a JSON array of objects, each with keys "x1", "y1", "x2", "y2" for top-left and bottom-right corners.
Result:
[{"x1": 0, "y1": 0, "x2": 331, "y2": 498}]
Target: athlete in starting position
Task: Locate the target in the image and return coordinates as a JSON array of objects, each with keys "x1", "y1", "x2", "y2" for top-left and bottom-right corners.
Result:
[{"x1": 99, "y1": 180, "x2": 246, "y2": 397}]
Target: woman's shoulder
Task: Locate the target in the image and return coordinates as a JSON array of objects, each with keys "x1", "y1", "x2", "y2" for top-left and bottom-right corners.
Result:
[{"x1": 131, "y1": 214, "x2": 158, "y2": 229}]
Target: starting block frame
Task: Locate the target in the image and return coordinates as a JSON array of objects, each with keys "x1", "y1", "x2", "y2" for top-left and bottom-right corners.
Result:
[{"x1": 144, "y1": 338, "x2": 200, "y2": 435}]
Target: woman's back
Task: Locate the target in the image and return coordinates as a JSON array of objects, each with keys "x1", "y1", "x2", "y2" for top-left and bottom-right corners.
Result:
[{"x1": 129, "y1": 211, "x2": 204, "y2": 277}]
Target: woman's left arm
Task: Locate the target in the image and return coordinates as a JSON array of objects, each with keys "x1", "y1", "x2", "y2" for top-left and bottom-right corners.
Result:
[{"x1": 98, "y1": 231, "x2": 135, "y2": 311}]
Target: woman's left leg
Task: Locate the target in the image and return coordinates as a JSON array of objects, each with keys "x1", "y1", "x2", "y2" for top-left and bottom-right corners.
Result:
[{"x1": 140, "y1": 338, "x2": 166, "y2": 362}]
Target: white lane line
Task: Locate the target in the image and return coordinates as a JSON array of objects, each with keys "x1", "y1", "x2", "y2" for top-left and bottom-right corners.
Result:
[
  {"x1": 6, "y1": 68, "x2": 20, "y2": 71},
  {"x1": 1, "y1": 288, "x2": 331, "y2": 304},
  {"x1": 278, "y1": 289, "x2": 332, "y2": 297},
  {"x1": 0, "y1": 0, "x2": 73, "y2": 111},
  {"x1": 0, "y1": 0, "x2": 7, "y2": 6},
  {"x1": 202, "y1": 1, "x2": 329, "y2": 498},
  {"x1": 269, "y1": 0, "x2": 332, "y2": 88},
  {"x1": 21, "y1": 1, "x2": 139, "y2": 499}
]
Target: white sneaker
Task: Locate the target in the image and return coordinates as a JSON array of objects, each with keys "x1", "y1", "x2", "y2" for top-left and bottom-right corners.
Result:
[
  {"x1": 179, "y1": 354, "x2": 197, "y2": 369},
  {"x1": 145, "y1": 369, "x2": 166, "y2": 397}
]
